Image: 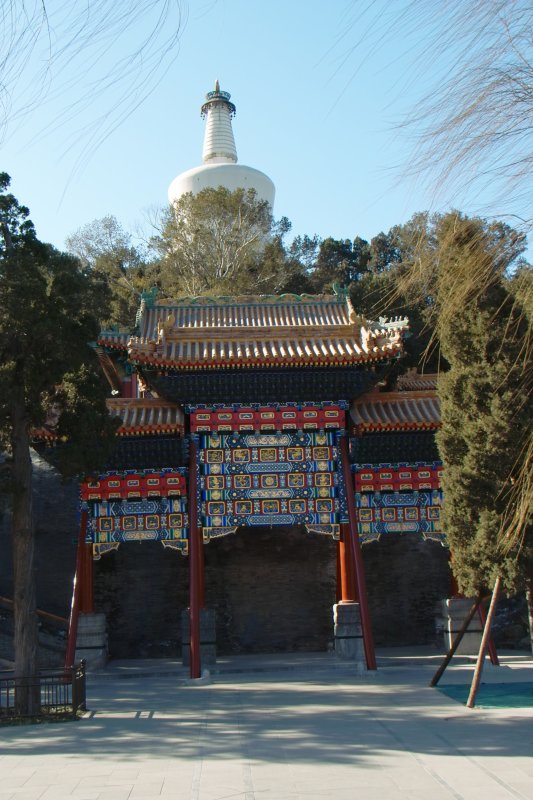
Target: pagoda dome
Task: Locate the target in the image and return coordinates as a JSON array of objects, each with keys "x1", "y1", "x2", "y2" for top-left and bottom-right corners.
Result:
[{"x1": 168, "y1": 82, "x2": 275, "y2": 209}]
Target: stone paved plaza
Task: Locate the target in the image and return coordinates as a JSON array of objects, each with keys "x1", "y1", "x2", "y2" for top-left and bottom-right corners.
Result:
[{"x1": 1, "y1": 651, "x2": 532, "y2": 800}]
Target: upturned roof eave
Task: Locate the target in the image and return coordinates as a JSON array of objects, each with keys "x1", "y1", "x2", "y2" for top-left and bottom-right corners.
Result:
[{"x1": 126, "y1": 346, "x2": 405, "y2": 372}]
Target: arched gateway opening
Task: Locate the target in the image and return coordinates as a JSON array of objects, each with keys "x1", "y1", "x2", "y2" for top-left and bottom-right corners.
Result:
[{"x1": 67, "y1": 293, "x2": 451, "y2": 675}]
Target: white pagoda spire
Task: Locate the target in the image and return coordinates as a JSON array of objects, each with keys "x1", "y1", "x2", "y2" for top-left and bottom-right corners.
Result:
[
  {"x1": 168, "y1": 81, "x2": 275, "y2": 209},
  {"x1": 201, "y1": 80, "x2": 238, "y2": 164}
]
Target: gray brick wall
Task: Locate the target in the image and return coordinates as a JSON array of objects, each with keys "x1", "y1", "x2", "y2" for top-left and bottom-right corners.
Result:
[
  {"x1": 205, "y1": 527, "x2": 337, "y2": 654},
  {"x1": 0, "y1": 451, "x2": 78, "y2": 617},
  {"x1": 363, "y1": 535, "x2": 451, "y2": 645},
  {"x1": 93, "y1": 527, "x2": 451, "y2": 657},
  {"x1": 94, "y1": 542, "x2": 188, "y2": 658}
]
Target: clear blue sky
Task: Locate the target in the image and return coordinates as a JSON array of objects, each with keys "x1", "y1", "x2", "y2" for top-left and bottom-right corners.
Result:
[{"x1": 2, "y1": 0, "x2": 530, "y2": 255}]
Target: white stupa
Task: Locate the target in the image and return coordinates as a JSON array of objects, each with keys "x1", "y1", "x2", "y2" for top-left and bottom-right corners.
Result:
[{"x1": 168, "y1": 81, "x2": 275, "y2": 209}]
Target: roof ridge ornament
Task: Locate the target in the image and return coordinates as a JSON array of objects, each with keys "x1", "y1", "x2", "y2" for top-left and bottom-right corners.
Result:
[
  {"x1": 151, "y1": 293, "x2": 350, "y2": 307},
  {"x1": 140, "y1": 287, "x2": 159, "y2": 307}
]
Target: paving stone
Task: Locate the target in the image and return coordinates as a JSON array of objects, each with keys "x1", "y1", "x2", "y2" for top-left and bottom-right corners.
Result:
[
  {"x1": 8, "y1": 792, "x2": 47, "y2": 800},
  {"x1": 0, "y1": 651, "x2": 532, "y2": 800}
]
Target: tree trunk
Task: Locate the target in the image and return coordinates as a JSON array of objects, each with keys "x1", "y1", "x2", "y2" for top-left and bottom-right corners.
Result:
[
  {"x1": 466, "y1": 576, "x2": 501, "y2": 709},
  {"x1": 526, "y1": 565, "x2": 533, "y2": 655},
  {"x1": 10, "y1": 393, "x2": 39, "y2": 715}
]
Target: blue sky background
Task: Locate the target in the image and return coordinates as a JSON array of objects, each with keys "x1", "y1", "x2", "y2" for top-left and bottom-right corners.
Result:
[{"x1": 2, "y1": 0, "x2": 530, "y2": 256}]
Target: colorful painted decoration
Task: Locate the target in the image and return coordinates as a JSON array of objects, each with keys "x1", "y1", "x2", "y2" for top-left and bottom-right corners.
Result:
[
  {"x1": 353, "y1": 462, "x2": 442, "y2": 493},
  {"x1": 87, "y1": 496, "x2": 189, "y2": 557},
  {"x1": 79, "y1": 446, "x2": 447, "y2": 556},
  {"x1": 188, "y1": 402, "x2": 347, "y2": 433},
  {"x1": 80, "y1": 468, "x2": 187, "y2": 501},
  {"x1": 198, "y1": 431, "x2": 341, "y2": 540},
  {"x1": 354, "y1": 489, "x2": 445, "y2": 544}
]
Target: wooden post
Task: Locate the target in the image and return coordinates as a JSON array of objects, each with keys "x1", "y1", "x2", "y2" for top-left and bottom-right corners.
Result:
[
  {"x1": 188, "y1": 438, "x2": 201, "y2": 679},
  {"x1": 338, "y1": 523, "x2": 357, "y2": 602},
  {"x1": 338, "y1": 436, "x2": 377, "y2": 670},
  {"x1": 448, "y1": 550, "x2": 460, "y2": 597},
  {"x1": 198, "y1": 530, "x2": 206, "y2": 609},
  {"x1": 477, "y1": 602, "x2": 499, "y2": 666},
  {"x1": 64, "y1": 509, "x2": 88, "y2": 670},
  {"x1": 467, "y1": 577, "x2": 502, "y2": 708},
  {"x1": 527, "y1": 574, "x2": 533, "y2": 656},
  {"x1": 79, "y1": 537, "x2": 94, "y2": 614}
]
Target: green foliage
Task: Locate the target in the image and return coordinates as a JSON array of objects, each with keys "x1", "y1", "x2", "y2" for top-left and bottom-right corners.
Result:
[
  {"x1": 394, "y1": 210, "x2": 532, "y2": 594},
  {"x1": 65, "y1": 215, "x2": 147, "y2": 329},
  {"x1": 508, "y1": 265, "x2": 533, "y2": 321},
  {"x1": 1, "y1": 173, "x2": 118, "y2": 684},
  {"x1": 52, "y1": 365, "x2": 120, "y2": 478},
  {"x1": 0, "y1": 173, "x2": 116, "y2": 470},
  {"x1": 342, "y1": 209, "x2": 532, "y2": 594},
  {"x1": 311, "y1": 237, "x2": 368, "y2": 289},
  {"x1": 150, "y1": 188, "x2": 296, "y2": 297},
  {"x1": 307, "y1": 230, "x2": 404, "y2": 293}
]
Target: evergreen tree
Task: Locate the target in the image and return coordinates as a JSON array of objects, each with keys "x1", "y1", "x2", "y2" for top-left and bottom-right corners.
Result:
[
  {"x1": 434, "y1": 216, "x2": 532, "y2": 596},
  {"x1": 0, "y1": 174, "x2": 116, "y2": 711},
  {"x1": 310, "y1": 237, "x2": 370, "y2": 290},
  {"x1": 394, "y1": 211, "x2": 532, "y2": 606}
]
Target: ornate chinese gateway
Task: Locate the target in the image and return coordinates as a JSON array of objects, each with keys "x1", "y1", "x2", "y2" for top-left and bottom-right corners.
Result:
[{"x1": 65, "y1": 290, "x2": 446, "y2": 675}]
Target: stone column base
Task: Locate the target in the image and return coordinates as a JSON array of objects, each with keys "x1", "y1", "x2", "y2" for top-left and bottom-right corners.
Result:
[
  {"x1": 334, "y1": 601, "x2": 365, "y2": 666},
  {"x1": 181, "y1": 608, "x2": 216, "y2": 667},
  {"x1": 438, "y1": 597, "x2": 483, "y2": 655},
  {"x1": 75, "y1": 612, "x2": 108, "y2": 670}
]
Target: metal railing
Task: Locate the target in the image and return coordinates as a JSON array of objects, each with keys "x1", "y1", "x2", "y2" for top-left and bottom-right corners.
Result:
[{"x1": 0, "y1": 661, "x2": 86, "y2": 720}]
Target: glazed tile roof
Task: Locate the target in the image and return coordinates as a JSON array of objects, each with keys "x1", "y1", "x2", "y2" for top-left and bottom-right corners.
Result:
[
  {"x1": 396, "y1": 369, "x2": 439, "y2": 391},
  {"x1": 106, "y1": 398, "x2": 184, "y2": 436},
  {"x1": 350, "y1": 390, "x2": 441, "y2": 432},
  {"x1": 120, "y1": 294, "x2": 408, "y2": 371},
  {"x1": 351, "y1": 430, "x2": 440, "y2": 463},
  {"x1": 127, "y1": 331, "x2": 405, "y2": 369},
  {"x1": 97, "y1": 331, "x2": 130, "y2": 351},
  {"x1": 103, "y1": 436, "x2": 188, "y2": 470},
  {"x1": 138, "y1": 296, "x2": 353, "y2": 337}
]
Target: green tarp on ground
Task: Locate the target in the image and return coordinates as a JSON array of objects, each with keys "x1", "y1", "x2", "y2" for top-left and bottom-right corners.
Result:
[{"x1": 438, "y1": 683, "x2": 533, "y2": 708}]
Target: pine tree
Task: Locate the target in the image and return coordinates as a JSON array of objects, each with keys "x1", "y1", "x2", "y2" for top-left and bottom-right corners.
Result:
[
  {"x1": 397, "y1": 212, "x2": 532, "y2": 599},
  {"x1": 0, "y1": 174, "x2": 116, "y2": 711},
  {"x1": 437, "y1": 277, "x2": 532, "y2": 594}
]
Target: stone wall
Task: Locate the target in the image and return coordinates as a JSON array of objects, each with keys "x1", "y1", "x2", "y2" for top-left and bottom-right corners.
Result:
[
  {"x1": 94, "y1": 543, "x2": 188, "y2": 659},
  {"x1": 0, "y1": 451, "x2": 78, "y2": 617},
  {"x1": 205, "y1": 527, "x2": 336, "y2": 654},
  {"x1": 92, "y1": 527, "x2": 337, "y2": 658},
  {"x1": 363, "y1": 536, "x2": 451, "y2": 645},
  {"x1": 92, "y1": 527, "x2": 451, "y2": 657}
]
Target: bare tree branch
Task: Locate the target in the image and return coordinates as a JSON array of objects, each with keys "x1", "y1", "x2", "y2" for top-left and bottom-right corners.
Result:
[{"x1": 0, "y1": 1, "x2": 187, "y2": 170}]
